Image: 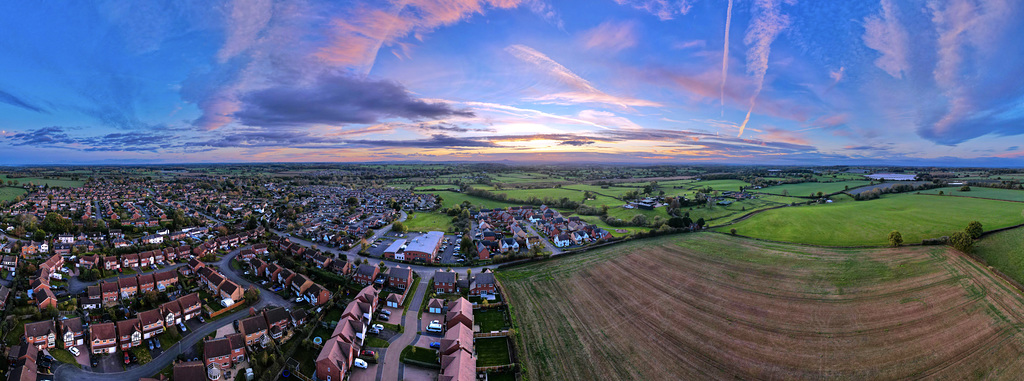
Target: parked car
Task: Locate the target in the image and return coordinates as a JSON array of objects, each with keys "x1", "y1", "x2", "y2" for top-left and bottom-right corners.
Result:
[
  {"x1": 155, "y1": 339, "x2": 161, "y2": 349},
  {"x1": 124, "y1": 352, "x2": 131, "y2": 364},
  {"x1": 379, "y1": 309, "x2": 391, "y2": 316},
  {"x1": 429, "y1": 342, "x2": 441, "y2": 349},
  {"x1": 91, "y1": 356, "x2": 98, "y2": 367},
  {"x1": 69, "y1": 346, "x2": 81, "y2": 357},
  {"x1": 426, "y1": 320, "x2": 443, "y2": 333},
  {"x1": 179, "y1": 322, "x2": 188, "y2": 332},
  {"x1": 148, "y1": 339, "x2": 154, "y2": 350},
  {"x1": 371, "y1": 324, "x2": 384, "y2": 331},
  {"x1": 353, "y1": 359, "x2": 368, "y2": 369},
  {"x1": 198, "y1": 316, "x2": 205, "y2": 323},
  {"x1": 359, "y1": 350, "x2": 376, "y2": 357},
  {"x1": 295, "y1": 297, "x2": 304, "y2": 303},
  {"x1": 377, "y1": 314, "x2": 389, "y2": 321}
]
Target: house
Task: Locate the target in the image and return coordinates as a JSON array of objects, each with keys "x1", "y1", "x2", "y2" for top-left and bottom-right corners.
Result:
[
  {"x1": 219, "y1": 279, "x2": 244, "y2": 302},
  {"x1": 387, "y1": 266, "x2": 413, "y2": 290},
  {"x1": 439, "y1": 350, "x2": 476, "y2": 381},
  {"x1": 439, "y1": 324, "x2": 473, "y2": 356},
  {"x1": 122, "y1": 253, "x2": 140, "y2": 268},
  {"x1": 426, "y1": 298, "x2": 446, "y2": 314},
  {"x1": 445, "y1": 298, "x2": 474, "y2": 330},
  {"x1": 240, "y1": 315, "x2": 269, "y2": 347},
  {"x1": 227, "y1": 333, "x2": 246, "y2": 364},
  {"x1": 238, "y1": 248, "x2": 256, "y2": 261},
  {"x1": 554, "y1": 233, "x2": 572, "y2": 247},
  {"x1": 277, "y1": 268, "x2": 296, "y2": 287},
  {"x1": 400, "y1": 231, "x2": 444, "y2": 263},
  {"x1": 101, "y1": 281, "x2": 119, "y2": 304},
  {"x1": 352, "y1": 264, "x2": 379, "y2": 285},
  {"x1": 89, "y1": 322, "x2": 118, "y2": 354},
  {"x1": 173, "y1": 361, "x2": 206, "y2": 381},
  {"x1": 385, "y1": 292, "x2": 404, "y2": 309},
  {"x1": 154, "y1": 269, "x2": 177, "y2": 291},
  {"x1": 24, "y1": 320, "x2": 57, "y2": 349},
  {"x1": 252, "y1": 243, "x2": 269, "y2": 255},
  {"x1": 139, "y1": 308, "x2": 165, "y2": 339},
  {"x1": 289, "y1": 273, "x2": 314, "y2": 295},
  {"x1": 178, "y1": 292, "x2": 203, "y2": 320},
  {"x1": 1, "y1": 255, "x2": 18, "y2": 271},
  {"x1": 117, "y1": 318, "x2": 143, "y2": 350},
  {"x1": 204, "y1": 336, "x2": 234, "y2": 369},
  {"x1": 475, "y1": 242, "x2": 491, "y2": 260},
  {"x1": 186, "y1": 258, "x2": 205, "y2": 275},
  {"x1": 354, "y1": 285, "x2": 379, "y2": 311},
  {"x1": 433, "y1": 270, "x2": 458, "y2": 294},
  {"x1": 263, "y1": 307, "x2": 291, "y2": 339},
  {"x1": 7, "y1": 343, "x2": 37, "y2": 365},
  {"x1": 161, "y1": 300, "x2": 183, "y2": 326},
  {"x1": 306, "y1": 283, "x2": 331, "y2": 306},
  {"x1": 330, "y1": 317, "x2": 365, "y2": 346},
  {"x1": 8, "y1": 358, "x2": 38, "y2": 381},
  {"x1": 137, "y1": 273, "x2": 156, "y2": 293},
  {"x1": 470, "y1": 272, "x2": 497, "y2": 296},
  {"x1": 330, "y1": 260, "x2": 351, "y2": 275},
  {"x1": 311, "y1": 253, "x2": 331, "y2": 268},
  {"x1": 0, "y1": 285, "x2": 10, "y2": 310},
  {"x1": 60, "y1": 317, "x2": 86, "y2": 348},
  {"x1": 118, "y1": 276, "x2": 139, "y2": 298},
  {"x1": 102, "y1": 255, "x2": 120, "y2": 271},
  {"x1": 290, "y1": 309, "x2": 308, "y2": 327},
  {"x1": 34, "y1": 287, "x2": 57, "y2": 311},
  {"x1": 341, "y1": 301, "x2": 373, "y2": 323},
  {"x1": 315, "y1": 337, "x2": 356, "y2": 381},
  {"x1": 82, "y1": 285, "x2": 102, "y2": 309},
  {"x1": 79, "y1": 254, "x2": 99, "y2": 269},
  {"x1": 499, "y1": 237, "x2": 519, "y2": 253}
]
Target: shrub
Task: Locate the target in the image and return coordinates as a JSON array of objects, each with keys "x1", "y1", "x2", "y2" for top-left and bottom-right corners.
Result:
[
  {"x1": 729, "y1": 228, "x2": 737, "y2": 235},
  {"x1": 949, "y1": 231, "x2": 973, "y2": 252},
  {"x1": 888, "y1": 231, "x2": 903, "y2": 247},
  {"x1": 966, "y1": 221, "x2": 983, "y2": 239},
  {"x1": 960, "y1": 185, "x2": 971, "y2": 192}
]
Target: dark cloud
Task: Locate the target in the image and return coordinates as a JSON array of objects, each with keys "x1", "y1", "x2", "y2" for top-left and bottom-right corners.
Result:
[
  {"x1": 416, "y1": 122, "x2": 492, "y2": 133},
  {"x1": 0, "y1": 90, "x2": 48, "y2": 114},
  {"x1": 7, "y1": 126, "x2": 181, "y2": 152},
  {"x1": 233, "y1": 72, "x2": 474, "y2": 127},
  {"x1": 345, "y1": 134, "x2": 497, "y2": 149},
  {"x1": 6, "y1": 127, "x2": 76, "y2": 147},
  {"x1": 559, "y1": 140, "x2": 596, "y2": 146}
]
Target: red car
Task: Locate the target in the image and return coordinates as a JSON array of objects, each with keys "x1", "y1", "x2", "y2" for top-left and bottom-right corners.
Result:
[{"x1": 124, "y1": 352, "x2": 131, "y2": 364}]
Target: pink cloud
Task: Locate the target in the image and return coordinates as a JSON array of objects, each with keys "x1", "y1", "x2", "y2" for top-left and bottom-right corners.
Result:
[
  {"x1": 862, "y1": 0, "x2": 910, "y2": 79},
  {"x1": 613, "y1": 0, "x2": 695, "y2": 21},
  {"x1": 217, "y1": 0, "x2": 274, "y2": 63},
  {"x1": 581, "y1": 20, "x2": 638, "y2": 53}
]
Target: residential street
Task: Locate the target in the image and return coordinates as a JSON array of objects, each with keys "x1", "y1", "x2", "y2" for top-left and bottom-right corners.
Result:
[{"x1": 377, "y1": 277, "x2": 428, "y2": 381}]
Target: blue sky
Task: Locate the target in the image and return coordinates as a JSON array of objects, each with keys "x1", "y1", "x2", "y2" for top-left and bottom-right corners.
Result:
[{"x1": 1, "y1": 0, "x2": 1023, "y2": 165}]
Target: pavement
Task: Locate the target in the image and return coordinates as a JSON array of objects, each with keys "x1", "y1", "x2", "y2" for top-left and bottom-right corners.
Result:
[
  {"x1": 53, "y1": 249, "x2": 294, "y2": 381},
  {"x1": 378, "y1": 277, "x2": 428, "y2": 381}
]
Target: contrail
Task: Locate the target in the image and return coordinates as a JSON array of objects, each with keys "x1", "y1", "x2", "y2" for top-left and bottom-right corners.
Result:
[
  {"x1": 737, "y1": 0, "x2": 788, "y2": 137},
  {"x1": 720, "y1": 0, "x2": 733, "y2": 116}
]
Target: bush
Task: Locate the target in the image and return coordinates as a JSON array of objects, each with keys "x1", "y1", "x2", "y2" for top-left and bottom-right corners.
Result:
[
  {"x1": 729, "y1": 228, "x2": 737, "y2": 235},
  {"x1": 888, "y1": 231, "x2": 903, "y2": 247},
  {"x1": 960, "y1": 185, "x2": 971, "y2": 192},
  {"x1": 950, "y1": 231, "x2": 973, "y2": 252},
  {"x1": 966, "y1": 220, "x2": 983, "y2": 239}
]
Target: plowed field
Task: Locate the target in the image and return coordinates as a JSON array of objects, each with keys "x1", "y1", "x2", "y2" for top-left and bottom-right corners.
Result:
[{"x1": 498, "y1": 233, "x2": 1024, "y2": 380}]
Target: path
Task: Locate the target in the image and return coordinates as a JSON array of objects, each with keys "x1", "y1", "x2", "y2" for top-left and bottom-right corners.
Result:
[{"x1": 378, "y1": 277, "x2": 429, "y2": 381}]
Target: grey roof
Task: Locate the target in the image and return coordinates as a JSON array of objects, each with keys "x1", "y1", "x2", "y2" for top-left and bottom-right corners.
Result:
[
  {"x1": 405, "y1": 231, "x2": 443, "y2": 254},
  {"x1": 434, "y1": 270, "x2": 457, "y2": 284}
]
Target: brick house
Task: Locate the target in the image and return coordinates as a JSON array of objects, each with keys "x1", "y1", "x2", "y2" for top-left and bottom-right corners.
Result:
[
  {"x1": 60, "y1": 317, "x2": 85, "y2": 348},
  {"x1": 161, "y1": 300, "x2": 183, "y2": 326},
  {"x1": 154, "y1": 269, "x2": 177, "y2": 291},
  {"x1": 139, "y1": 308, "x2": 165, "y2": 339},
  {"x1": 178, "y1": 292, "x2": 202, "y2": 320},
  {"x1": 240, "y1": 315, "x2": 269, "y2": 347},
  {"x1": 352, "y1": 264, "x2": 379, "y2": 286},
  {"x1": 117, "y1": 318, "x2": 142, "y2": 350},
  {"x1": 101, "y1": 281, "x2": 119, "y2": 304},
  {"x1": 469, "y1": 272, "x2": 497, "y2": 296},
  {"x1": 445, "y1": 298, "x2": 474, "y2": 330},
  {"x1": 89, "y1": 322, "x2": 117, "y2": 354},
  {"x1": 137, "y1": 273, "x2": 156, "y2": 293},
  {"x1": 433, "y1": 270, "x2": 458, "y2": 294},
  {"x1": 315, "y1": 338, "x2": 356, "y2": 381},
  {"x1": 24, "y1": 320, "x2": 57, "y2": 349},
  {"x1": 387, "y1": 266, "x2": 413, "y2": 290},
  {"x1": 306, "y1": 283, "x2": 331, "y2": 306},
  {"x1": 118, "y1": 276, "x2": 139, "y2": 298}
]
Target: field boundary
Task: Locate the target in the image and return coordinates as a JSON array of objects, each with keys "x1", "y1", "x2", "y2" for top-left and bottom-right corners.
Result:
[{"x1": 917, "y1": 192, "x2": 1024, "y2": 204}]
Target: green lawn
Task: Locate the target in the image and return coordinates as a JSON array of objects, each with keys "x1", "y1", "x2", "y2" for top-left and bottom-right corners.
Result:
[
  {"x1": 400, "y1": 345, "x2": 439, "y2": 366},
  {"x1": 919, "y1": 187, "x2": 1024, "y2": 202},
  {"x1": 404, "y1": 212, "x2": 455, "y2": 233},
  {"x1": 0, "y1": 175, "x2": 84, "y2": 188},
  {"x1": 5, "y1": 321, "x2": 24, "y2": 346},
  {"x1": 757, "y1": 181, "x2": 872, "y2": 197},
  {"x1": 363, "y1": 337, "x2": 390, "y2": 348},
  {"x1": 50, "y1": 348, "x2": 82, "y2": 368},
  {"x1": 432, "y1": 191, "x2": 519, "y2": 209},
  {"x1": 577, "y1": 216, "x2": 649, "y2": 237},
  {"x1": 475, "y1": 337, "x2": 512, "y2": 367},
  {"x1": 973, "y1": 227, "x2": 1024, "y2": 286},
  {"x1": 0, "y1": 187, "x2": 27, "y2": 202},
  {"x1": 719, "y1": 193, "x2": 1024, "y2": 246},
  {"x1": 475, "y1": 308, "x2": 509, "y2": 332}
]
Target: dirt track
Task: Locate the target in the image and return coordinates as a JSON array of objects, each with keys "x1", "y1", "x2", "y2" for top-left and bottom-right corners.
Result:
[{"x1": 499, "y1": 234, "x2": 1024, "y2": 380}]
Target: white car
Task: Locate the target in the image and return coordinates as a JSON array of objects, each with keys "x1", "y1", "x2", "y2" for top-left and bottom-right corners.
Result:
[
  {"x1": 426, "y1": 320, "x2": 443, "y2": 333},
  {"x1": 353, "y1": 359, "x2": 368, "y2": 369},
  {"x1": 68, "y1": 346, "x2": 81, "y2": 357},
  {"x1": 371, "y1": 324, "x2": 384, "y2": 331},
  {"x1": 295, "y1": 297, "x2": 304, "y2": 303}
]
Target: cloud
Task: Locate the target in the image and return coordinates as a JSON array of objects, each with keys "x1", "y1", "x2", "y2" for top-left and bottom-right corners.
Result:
[
  {"x1": 0, "y1": 89, "x2": 48, "y2": 114},
  {"x1": 217, "y1": 0, "x2": 274, "y2": 62},
  {"x1": 581, "y1": 20, "x2": 638, "y2": 53},
  {"x1": 576, "y1": 110, "x2": 643, "y2": 130},
  {"x1": 862, "y1": 0, "x2": 910, "y2": 79},
  {"x1": 613, "y1": 0, "x2": 695, "y2": 20},
  {"x1": 6, "y1": 127, "x2": 77, "y2": 147},
  {"x1": 721, "y1": 0, "x2": 734, "y2": 114},
  {"x1": 345, "y1": 134, "x2": 499, "y2": 148},
  {"x1": 737, "y1": 0, "x2": 790, "y2": 137},
  {"x1": 232, "y1": 71, "x2": 474, "y2": 127},
  {"x1": 505, "y1": 44, "x2": 661, "y2": 109},
  {"x1": 559, "y1": 140, "x2": 597, "y2": 146},
  {"x1": 318, "y1": 0, "x2": 522, "y2": 74},
  {"x1": 5, "y1": 126, "x2": 178, "y2": 152},
  {"x1": 672, "y1": 40, "x2": 706, "y2": 50}
]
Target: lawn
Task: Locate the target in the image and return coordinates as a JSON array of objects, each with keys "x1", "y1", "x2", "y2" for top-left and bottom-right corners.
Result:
[
  {"x1": 919, "y1": 187, "x2": 1024, "y2": 202},
  {"x1": 5, "y1": 321, "x2": 24, "y2": 346},
  {"x1": 973, "y1": 227, "x2": 1024, "y2": 286},
  {"x1": 0, "y1": 175, "x2": 84, "y2": 188},
  {"x1": 497, "y1": 233, "x2": 1024, "y2": 380},
  {"x1": 404, "y1": 212, "x2": 455, "y2": 233},
  {"x1": 757, "y1": 181, "x2": 872, "y2": 197},
  {"x1": 50, "y1": 348, "x2": 82, "y2": 368},
  {"x1": 475, "y1": 337, "x2": 512, "y2": 367},
  {"x1": 576, "y1": 216, "x2": 649, "y2": 237},
  {"x1": 363, "y1": 337, "x2": 390, "y2": 348},
  {"x1": 475, "y1": 308, "x2": 509, "y2": 332},
  {"x1": 0, "y1": 187, "x2": 26, "y2": 202},
  {"x1": 719, "y1": 193, "x2": 1024, "y2": 246},
  {"x1": 400, "y1": 345, "x2": 439, "y2": 367}
]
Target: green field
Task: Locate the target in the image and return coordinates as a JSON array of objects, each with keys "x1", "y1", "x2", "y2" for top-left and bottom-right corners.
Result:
[
  {"x1": 0, "y1": 187, "x2": 27, "y2": 202},
  {"x1": 494, "y1": 187, "x2": 620, "y2": 207},
  {"x1": 403, "y1": 212, "x2": 455, "y2": 233},
  {"x1": 686, "y1": 179, "x2": 751, "y2": 191},
  {"x1": 919, "y1": 187, "x2": 1024, "y2": 202},
  {"x1": 758, "y1": 181, "x2": 872, "y2": 197},
  {"x1": 431, "y1": 191, "x2": 518, "y2": 209},
  {"x1": 719, "y1": 193, "x2": 1024, "y2": 246},
  {"x1": 577, "y1": 216, "x2": 649, "y2": 237},
  {"x1": 973, "y1": 227, "x2": 1024, "y2": 286},
  {"x1": 0, "y1": 175, "x2": 84, "y2": 188}
]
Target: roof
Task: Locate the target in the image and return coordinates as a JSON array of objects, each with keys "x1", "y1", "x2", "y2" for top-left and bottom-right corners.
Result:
[
  {"x1": 355, "y1": 285, "x2": 378, "y2": 304},
  {"x1": 388, "y1": 266, "x2": 412, "y2": 280},
  {"x1": 10, "y1": 343, "x2": 38, "y2": 360},
  {"x1": 137, "y1": 273, "x2": 155, "y2": 285},
  {"x1": 101, "y1": 281, "x2": 118, "y2": 293},
  {"x1": 8, "y1": 358, "x2": 38, "y2": 381},
  {"x1": 316, "y1": 337, "x2": 355, "y2": 373},
  {"x1": 90, "y1": 322, "x2": 116, "y2": 340},
  {"x1": 139, "y1": 309, "x2": 163, "y2": 326},
  {"x1": 227, "y1": 332, "x2": 245, "y2": 350},
  {"x1": 441, "y1": 324, "x2": 473, "y2": 354},
  {"x1": 439, "y1": 350, "x2": 476, "y2": 381},
  {"x1": 427, "y1": 298, "x2": 446, "y2": 310},
  {"x1": 473, "y1": 272, "x2": 496, "y2": 286},
  {"x1": 178, "y1": 292, "x2": 201, "y2": 307},
  {"x1": 161, "y1": 300, "x2": 183, "y2": 314},
  {"x1": 446, "y1": 298, "x2": 473, "y2": 322},
  {"x1": 154, "y1": 270, "x2": 176, "y2": 283},
  {"x1": 117, "y1": 276, "x2": 138, "y2": 289},
  {"x1": 116, "y1": 318, "x2": 141, "y2": 336},
  {"x1": 204, "y1": 337, "x2": 232, "y2": 358},
  {"x1": 220, "y1": 280, "x2": 241, "y2": 296},
  {"x1": 384, "y1": 239, "x2": 406, "y2": 253},
  {"x1": 61, "y1": 317, "x2": 84, "y2": 333},
  {"x1": 173, "y1": 361, "x2": 206, "y2": 381},
  {"x1": 405, "y1": 231, "x2": 443, "y2": 254},
  {"x1": 264, "y1": 307, "x2": 290, "y2": 324},
  {"x1": 34, "y1": 287, "x2": 56, "y2": 304},
  {"x1": 240, "y1": 315, "x2": 268, "y2": 335},
  {"x1": 355, "y1": 264, "x2": 378, "y2": 277},
  {"x1": 434, "y1": 270, "x2": 457, "y2": 284}
]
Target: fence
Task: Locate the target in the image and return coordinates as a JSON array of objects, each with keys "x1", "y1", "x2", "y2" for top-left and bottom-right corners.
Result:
[{"x1": 473, "y1": 331, "x2": 509, "y2": 338}]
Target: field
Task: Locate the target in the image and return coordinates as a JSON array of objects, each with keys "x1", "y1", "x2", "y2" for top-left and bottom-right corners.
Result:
[
  {"x1": 0, "y1": 187, "x2": 27, "y2": 202},
  {"x1": 973, "y1": 227, "x2": 1024, "y2": 286},
  {"x1": 431, "y1": 191, "x2": 518, "y2": 209},
  {"x1": 403, "y1": 212, "x2": 454, "y2": 233},
  {"x1": 719, "y1": 193, "x2": 1024, "y2": 246},
  {"x1": 498, "y1": 233, "x2": 1024, "y2": 380},
  {"x1": 919, "y1": 187, "x2": 1024, "y2": 202},
  {"x1": 846, "y1": 181, "x2": 929, "y2": 195},
  {"x1": 0, "y1": 175, "x2": 84, "y2": 188},
  {"x1": 758, "y1": 181, "x2": 871, "y2": 197}
]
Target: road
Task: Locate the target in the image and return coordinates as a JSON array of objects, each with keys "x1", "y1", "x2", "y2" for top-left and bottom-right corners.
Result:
[
  {"x1": 53, "y1": 249, "x2": 293, "y2": 381},
  {"x1": 377, "y1": 277, "x2": 428, "y2": 381},
  {"x1": 526, "y1": 224, "x2": 562, "y2": 255}
]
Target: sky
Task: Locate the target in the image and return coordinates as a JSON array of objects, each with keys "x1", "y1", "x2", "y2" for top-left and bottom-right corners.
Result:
[{"x1": 2, "y1": 0, "x2": 1024, "y2": 166}]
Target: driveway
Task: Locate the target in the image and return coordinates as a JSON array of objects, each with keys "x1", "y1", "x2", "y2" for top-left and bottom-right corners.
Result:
[{"x1": 378, "y1": 277, "x2": 428, "y2": 381}]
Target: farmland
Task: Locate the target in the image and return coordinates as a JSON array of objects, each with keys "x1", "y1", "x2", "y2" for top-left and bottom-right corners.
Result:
[
  {"x1": 0, "y1": 175, "x2": 84, "y2": 188},
  {"x1": 718, "y1": 193, "x2": 1024, "y2": 246},
  {"x1": 919, "y1": 187, "x2": 1024, "y2": 202},
  {"x1": 757, "y1": 180, "x2": 871, "y2": 197},
  {"x1": 432, "y1": 191, "x2": 519, "y2": 210},
  {"x1": 498, "y1": 233, "x2": 1024, "y2": 380},
  {"x1": 973, "y1": 227, "x2": 1024, "y2": 286},
  {"x1": 0, "y1": 187, "x2": 27, "y2": 202}
]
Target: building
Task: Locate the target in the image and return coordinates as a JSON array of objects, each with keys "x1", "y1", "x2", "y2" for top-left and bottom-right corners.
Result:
[
  {"x1": 173, "y1": 361, "x2": 206, "y2": 381},
  {"x1": 117, "y1": 318, "x2": 142, "y2": 350},
  {"x1": 89, "y1": 322, "x2": 117, "y2": 354},
  {"x1": 387, "y1": 266, "x2": 413, "y2": 290},
  {"x1": 315, "y1": 337, "x2": 356, "y2": 381},
  {"x1": 24, "y1": 320, "x2": 57, "y2": 349},
  {"x1": 469, "y1": 272, "x2": 497, "y2": 296},
  {"x1": 139, "y1": 308, "x2": 165, "y2": 339},
  {"x1": 352, "y1": 264, "x2": 379, "y2": 286},
  {"x1": 240, "y1": 315, "x2": 269, "y2": 347},
  {"x1": 60, "y1": 317, "x2": 86, "y2": 349},
  {"x1": 433, "y1": 270, "x2": 458, "y2": 294},
  {"x1": 401, "y1": 231, "x2": 444, "y2": 263},
  {"x1": 445, "y1": 298, "x2": 474, "y2": 330},
  {"x1": 439, "y1": 350, "x2": 476, "y2": 381},
  {"x1": 179, "y1": 292, "x2": 203, "y2": 320},
  {"x1": 263, "y1": 307, "x2": 291, "y2": 339},
  {"x1": 426, "y1": 298, "x2": 445, "y2": 314}
]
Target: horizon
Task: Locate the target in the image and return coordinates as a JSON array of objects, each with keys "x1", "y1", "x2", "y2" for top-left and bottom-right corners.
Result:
[{"x1": 2, "y1": 1, "x2": 1024, "y2": 165}]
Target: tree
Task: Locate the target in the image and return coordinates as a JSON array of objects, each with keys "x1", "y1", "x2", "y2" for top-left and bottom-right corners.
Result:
[
  {"x1": 960, "y1": 185, "x2": 971, "y2": 192},
  {"x1": 729, "y1": 228, "x2": 737, "y2": 235},
  {"x1": 966, "y1": 220, "x2": 983, "y2": 239},
  {"x1": 888, "y1": 230, "x2": 903, "y2": 247},
  {"x1": 950, "y1": 231, "x2": 973, "y2": 252},
  {"x1": 695, "y1": 218, "x2": 705, "y2": 229},
  {"x1": 392, "y1": 221, "x2": 407, "y2": 233},
  {"x1": 631, "y1": 214, "x2": 648, "y2": 227},
  {"x1": 346, "y1": 196, "x2": 359, "y2": 206}
]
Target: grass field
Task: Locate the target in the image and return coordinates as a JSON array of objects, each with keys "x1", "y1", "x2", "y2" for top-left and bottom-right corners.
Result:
[
  {"x1": 919, "y1": 187, "x2": 1024, "y2": 202},
  {"x1": 498, "y1": 233, "x2": 1024, "y2": 380},
  {"x1": 0, "y1": 175, "x2": 84, "y2": 188},
  {"x1": 719, "y1": 193, "x2": 1024, "y2": 246},
  {"x1": 404, "y1": 212, "x2": 454, "y2": 232},
  {"x1": 973, "y1": 227, "x2": 1024, "y2": 286},
  {"x1": 686, "y1": 179, "x2": 751, "y2": 191},
  {"x1": 431, "y1": 191, "x2": 518, "y2": 209},
  {"x1": 758, "y1": 181, "x2": 871, "y2": 197},
  {"x1": 0, "y1": 187, "x2": 27, "y2": 202}
]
